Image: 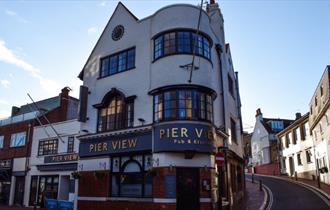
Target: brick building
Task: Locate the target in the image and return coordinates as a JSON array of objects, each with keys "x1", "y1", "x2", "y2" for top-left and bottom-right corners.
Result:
[
  {"x1": 0, "y1": 87, "x2": 78, "y2": 206},
  {"x1": 76, "y1": 2, "x2": 244, "y2": 210}
]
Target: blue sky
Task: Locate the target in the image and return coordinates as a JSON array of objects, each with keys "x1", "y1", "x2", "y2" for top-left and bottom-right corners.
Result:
[{"x1": 0, "y1": 0, "x2": 329, "y2": 131}]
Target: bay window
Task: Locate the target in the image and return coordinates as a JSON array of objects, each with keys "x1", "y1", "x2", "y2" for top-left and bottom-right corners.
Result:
[{"x1": 153, "y1": 88, "x2": 214, "y2": 122}]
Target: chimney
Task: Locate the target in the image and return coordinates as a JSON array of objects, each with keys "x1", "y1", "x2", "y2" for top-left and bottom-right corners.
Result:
[
  {"x1": 210, "y1": 0, "x2": 215, "y2": 4},
  {"x1": 295, "y1": 112, "x2": 302, "y2": 120},
  {"x1": 60, "y1": 86, "x2": 71, "y2": 121},
  {"x1": 255, "y1": 108, "x2": 263, "y2": 121},
  {"x1": 11, "y1": 106, "x2": 20, "y2": 116}
]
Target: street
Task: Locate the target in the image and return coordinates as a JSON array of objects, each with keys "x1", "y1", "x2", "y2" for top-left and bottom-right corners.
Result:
[{"x1": 246, "y1": 174, "x2": 330, "y2": 210}]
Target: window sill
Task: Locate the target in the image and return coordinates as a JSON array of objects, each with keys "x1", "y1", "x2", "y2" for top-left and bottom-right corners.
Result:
[
  {"x1": 9, "y1": 145, "x2": 26, "y2": 148},
  {"x1": 97, "y1": 67, "x2": 136, "y2": 80},
  {"x1": 108, "y1": 197, "x2": 153, "y2": 202},
  {"x1": 307, "y1": 161, "x2": 313, "y2": 164},
  {"x1": 152, "y1": 53, "x2": 212, "y2": 66}
]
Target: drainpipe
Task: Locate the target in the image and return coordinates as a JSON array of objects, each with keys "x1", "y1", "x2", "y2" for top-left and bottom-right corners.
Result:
[{"x1": 216, "y1": 44, "x2": 229, "y2": 207}]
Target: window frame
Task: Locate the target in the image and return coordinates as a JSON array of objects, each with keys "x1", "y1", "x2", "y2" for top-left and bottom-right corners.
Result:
[
  {"x1": 153, "y1": 88, "x2": 214, "y2": 123},
  {"x1": 153, "y1": 29, "x2": 212, "y2": 62},
  {"x1": 38, "y1": 139, "x2": 59, "y2": 156},
  {"x1": 10, "y1": 132, "x2": 26, "y2": 148},
  {"x1": 231, "y1": 118, "x2": 237, "y2": 143},
  {"x1": 110, "y1": 154, "x2": 152, "y2": 198},
  {"x1": 99, "y1": 47, "x2": 136, "y2": 79},
  {"x1": 297, "y1": 152, "x2": 302, "y2": 165},
  {"x1": 0, "y1": 135, "x2": 4, "y2": 149},
  {"x1": 67, "y1": 136, "x2": 74, "y2": 153},
  {"x1": 306, "y1": 149, "x2": 312, "y2": 163},
  {"x1": 96, "y1": 95, "x2": 135, "y2": 133}
]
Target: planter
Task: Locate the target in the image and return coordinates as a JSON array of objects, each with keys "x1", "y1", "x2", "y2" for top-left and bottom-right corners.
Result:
[{"x1": 71, "y1": 171, "x2": 81, "y2": 179}]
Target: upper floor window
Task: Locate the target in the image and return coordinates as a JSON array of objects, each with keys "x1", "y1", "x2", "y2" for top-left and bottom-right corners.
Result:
[
  {"x1": 96, "y1": 91, "x2": 134, "y2": 133},
  {"x1": 306, "y1": 149, "x2": 312, "y2": 163},
  {"x1": 315, "y1": 96, "x2": 318, "y2": 106},
  {"x1": 293, "y1": 128, "x2": 298, "y2": 144},
  {"x1": 228, "y1": 75, "x2": 234, "y2": 97},
  {"x1": 100, "y1": 48, "x2": 135, "y2": 78},
  {"x1": 297, "y1": 152, "x2": 302, "y2": 165},
  {"x1": 153, "y1": 30, "x2": 211, "y2": 60},
  {"x1": 231, "y1": 118, "x2": 237, "y2": 143},
  {"x1": 285, "y1": 133, "x2": 291, "y2": 147},
  {"x1": 301, "y1": 123, "x2": 307, "y2": 141},
  {"x1": 320, "y1": 85, "x2": 324, "y2": 96},
  {"x1": 38, "y1": 139, "x2": 58, "y2": 156},
  {"x1": 153, "y1": 88, "x2": 214, "y2": 122},
  {"x1": 67, "y1": 136, "x2": 74, "y2": 153},
  {"x1": 10, "y1": 132, "x2": 26, "y2": 147},
  {"x1": 0, "y1": 136, "x2": 3, "y2": 149}
]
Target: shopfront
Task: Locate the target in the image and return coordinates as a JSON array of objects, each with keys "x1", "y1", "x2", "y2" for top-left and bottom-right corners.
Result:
[
  {"x1": 27, "y1": 153, "x2": 78, "y2": 207},
  {"x1": 0, "y1": 159, "x2": 12, "y2": 205}
]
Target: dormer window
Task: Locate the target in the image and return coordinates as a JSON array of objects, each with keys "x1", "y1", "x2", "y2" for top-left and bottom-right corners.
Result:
[{"x1": 95, "y1": 89, "x2": 135, "y2": 132}]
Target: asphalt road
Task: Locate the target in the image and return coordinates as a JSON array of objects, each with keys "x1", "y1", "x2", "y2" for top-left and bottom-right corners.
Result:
[{"x1": 246, "y1": 174, "x2": 330, "y2": 210}]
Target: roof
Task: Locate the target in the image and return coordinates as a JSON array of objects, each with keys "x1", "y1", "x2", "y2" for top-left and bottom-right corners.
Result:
[
  {"x1": 277, "y1": 113, "x2": 309, "y2": 137},
  {"x1": 261, "y1": 118, "x2": 294, "y2": 134},
  {"x1": 13, "y1": 96, "x2": 60, "y2": 116}
]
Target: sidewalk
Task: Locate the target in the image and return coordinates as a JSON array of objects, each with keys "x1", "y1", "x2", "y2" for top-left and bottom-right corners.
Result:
[
  {"x1": 233, "y1": 180, "x2": 265, "y2": 210},
  {"x1": 280, "y1": 175, "x2": 330, "y2": 196},
  {"x1": 0, "y1": 205, "x2": 30, "y2": 210}
]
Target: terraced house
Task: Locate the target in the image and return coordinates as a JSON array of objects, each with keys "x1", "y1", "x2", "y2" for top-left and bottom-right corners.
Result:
[{"x1": 76, "y1": 1, "x2": 244, "y2": 210}]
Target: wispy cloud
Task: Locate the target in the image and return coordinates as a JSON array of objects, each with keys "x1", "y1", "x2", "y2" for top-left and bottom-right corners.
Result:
[
  {"x1": 99, "y1": 1, "x2": 107, "y2": 7},
  {"x1": 0, "y1": 39, "x2": 60, "y2": 95},
  {"x1": 0, "y1": 80, "x2": 11, "y2": 89},
  {"x1": 0, "y1": 110, "x2": 10, "y2": 119},
  {"x1": 5, "y1": 10, "x2": 16, "y2": 16},
  {"x1": 5, "y1": 9, "x2": 29, "y2": 23},
  {"x1": 87, "y1": 27, "x2": 98, "y2": 35}
]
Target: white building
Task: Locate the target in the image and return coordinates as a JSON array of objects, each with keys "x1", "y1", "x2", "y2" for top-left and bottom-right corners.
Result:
[
  {"x1": 309, "y1": 65, "x2": 330, "y2": 184},
  {"x1": 24, "y1": 119, "x2": 81, "y2": 207},
  {"x1": 277, "y1": 113, "x2": 316, "y2": 178},
  {"x1": 251, "y1": 108, "x2": 293, "y2": 173},
  {"x1": 76, "y1": 2, "x2": 244, "y2": 210}
]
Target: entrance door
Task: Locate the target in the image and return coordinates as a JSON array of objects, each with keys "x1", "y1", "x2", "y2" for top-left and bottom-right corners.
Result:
[
  {"x1": 176, "y1": 168, "x2": 200, "y2": 210},
  {"x1": 289, "y1": 157, "x2": 295, "y2": 176},
  {"x1": 14, "y1": 176, "x2": 25, "y2": 206}
]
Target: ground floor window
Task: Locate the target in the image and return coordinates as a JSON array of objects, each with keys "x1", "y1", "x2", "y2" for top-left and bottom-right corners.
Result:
[
  {"x1": 37, "y1": 176, "x2": 59, "y2": 204},
  {"x1": 111, "y1": 154, "x2": 152, "y2": 198}
]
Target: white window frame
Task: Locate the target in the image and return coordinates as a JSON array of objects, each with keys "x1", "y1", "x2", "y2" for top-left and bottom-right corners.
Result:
[
  {"x1": 10, "y1": 132, "x2": 26, "y2": 147},
  {"x1": 0, "y1": 136, "x2": 4, "y2": 149}
]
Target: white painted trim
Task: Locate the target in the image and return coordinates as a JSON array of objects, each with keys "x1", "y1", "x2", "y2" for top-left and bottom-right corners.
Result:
[
  {"x1": 200, "y1": 198, "x2": 212, "y2": 203},
  {"x1": 108, "y1": 197, "x2": 153, "y2": 202},
  {"x1": 153, "y1": 198, "x2": 176, "y2": 203},
  {"x1": 77, "y1": 197, "x2": 107, "y2": 201}
]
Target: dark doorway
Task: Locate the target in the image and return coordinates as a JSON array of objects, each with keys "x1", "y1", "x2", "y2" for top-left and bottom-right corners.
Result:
[
  {"x1": 289, "y1": 156, "x2": 295, "y2": 176},
  {"x1": 176, "y1": 168, "x2": 200, "y2": 210},
  {"x1": 14, "y1": 176, "x2": 25, "y2": 206}
]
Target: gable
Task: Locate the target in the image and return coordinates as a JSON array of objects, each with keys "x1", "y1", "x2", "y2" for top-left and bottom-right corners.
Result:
[{"x1": 78, "y1": 2, "x2": 139, "y2": 80}]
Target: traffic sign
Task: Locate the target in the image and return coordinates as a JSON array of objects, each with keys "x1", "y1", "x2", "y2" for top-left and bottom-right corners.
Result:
[{"x1": 215, "y1": 152, "x2": 225, "y2": 166}]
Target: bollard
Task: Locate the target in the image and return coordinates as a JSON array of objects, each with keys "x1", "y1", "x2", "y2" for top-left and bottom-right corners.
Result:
[
  {"x1": 259, "y1": 179, "x2": 262, "y2": 191},
  {"x1": 317, "y1": 175, "x2": 321, "y2": 189},
  {"x1": 252, "y1": 173, "x2": 254, "y2": 183},
  {"x1": 295, "y1": 172, "x2": 297, "y2": 181}
]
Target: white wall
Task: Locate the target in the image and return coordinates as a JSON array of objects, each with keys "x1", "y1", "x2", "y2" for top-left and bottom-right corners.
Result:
[{"x1": 251, "y1": 120, "x2": 270, "y2": 165}]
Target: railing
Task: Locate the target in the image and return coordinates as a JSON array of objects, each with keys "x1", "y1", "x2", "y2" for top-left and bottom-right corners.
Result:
[{"x1": 0, "y1": 111, "x2": 39, "y2": 126}]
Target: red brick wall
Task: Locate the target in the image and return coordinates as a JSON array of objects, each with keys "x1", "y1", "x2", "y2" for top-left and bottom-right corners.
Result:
[
  {"x1": 253, "y1": 163, "x2": 280, "y2": 175},
  {"x1": 0, "y1": 119, "x2": 35, "y2": 159},
  {"x1": 78, "y1": 171, "x2": 110, "y2": 197},
  {"x1": 153, "y1": 167, "x2": 176, "y2": 198}
]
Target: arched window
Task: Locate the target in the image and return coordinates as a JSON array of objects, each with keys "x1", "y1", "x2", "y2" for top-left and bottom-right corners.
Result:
[
  {"x1": 96, "y1": 89, "x2": 134, "y2": 132},
  {"x1": 111, "y1": 155, "x2": 152, "y2": 198}
]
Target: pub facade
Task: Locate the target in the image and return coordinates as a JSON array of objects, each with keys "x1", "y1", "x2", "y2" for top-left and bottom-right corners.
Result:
[{"x1": 77, "y1": 1, "x2": 244, "y2": 210}]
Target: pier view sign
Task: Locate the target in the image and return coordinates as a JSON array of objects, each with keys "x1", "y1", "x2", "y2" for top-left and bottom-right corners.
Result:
[
  {"x1": 79, "y1": 131, "x2": 152, "y2": 157},
  {"x1": 154, "y1": 123, "x2": 215, "y2": 153}
]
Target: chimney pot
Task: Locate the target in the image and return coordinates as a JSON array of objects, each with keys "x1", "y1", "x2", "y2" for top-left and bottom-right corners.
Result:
[
  {"x1": 295, "y1": 112, "x2": 302, "y2": 120},
  {"x1": 256, "y1": 108, "x2": 262, "y2": 117},
  {"x1": 210, "y1": 0, "x2": 215, "y2": 4}
]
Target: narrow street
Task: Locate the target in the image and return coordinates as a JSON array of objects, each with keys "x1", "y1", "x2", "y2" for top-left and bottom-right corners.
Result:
[{"x1": 246, "y1": 174, "x2": 330, "y2": 210}]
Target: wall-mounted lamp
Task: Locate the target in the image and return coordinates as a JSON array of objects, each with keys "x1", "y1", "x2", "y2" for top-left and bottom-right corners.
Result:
[{"x1": 138, "y1": 118, "x2": 145, "y2": 126}]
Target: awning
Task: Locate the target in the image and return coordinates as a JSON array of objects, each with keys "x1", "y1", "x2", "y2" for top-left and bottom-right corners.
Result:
[{"x1": 37, "y1": 163, "x2": 77, "y2": 172}]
